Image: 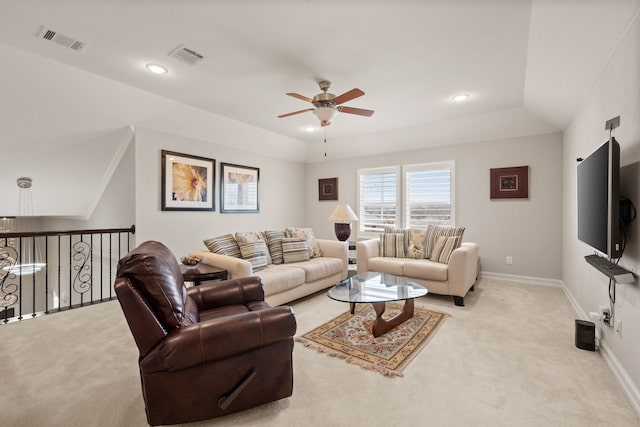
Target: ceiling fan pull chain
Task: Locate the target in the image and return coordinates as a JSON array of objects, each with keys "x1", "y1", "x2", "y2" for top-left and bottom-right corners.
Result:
[{"x1": 324, "y1": 127, "x2": 327, "y2": 158}]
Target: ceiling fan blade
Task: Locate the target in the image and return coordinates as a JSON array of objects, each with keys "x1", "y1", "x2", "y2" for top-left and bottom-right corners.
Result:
[
  {"x1": 320, "y1": 121, "x2": 331, "y2": 127},
  {"x1": 278, "y1": 108, "x2": 315, "y2": 118},
  {"x1": 333, "y1": 88, "x2": 364, "y2": 105},
  {"x1": 286, "y1": 93, "x2": 313, "y2": 103},
  {"x1": 338, "y1": 106, "x2": 375, "y2": 117}
]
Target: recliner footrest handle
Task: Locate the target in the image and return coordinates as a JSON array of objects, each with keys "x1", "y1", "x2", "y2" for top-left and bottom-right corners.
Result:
[{"x1": 218, "y1": 370, "x2": 257, "y2": 410}]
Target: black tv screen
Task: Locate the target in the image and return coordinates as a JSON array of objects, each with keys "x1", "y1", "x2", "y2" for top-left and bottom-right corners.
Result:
[{"x1": 577, "y1": 138, "x2": 621, "y2": 258}]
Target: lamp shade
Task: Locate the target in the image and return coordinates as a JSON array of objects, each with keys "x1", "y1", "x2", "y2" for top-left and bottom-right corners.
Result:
[
  {"x1": 329, "y1": 204, "x2": 359, "y2": 222},
  {"x1": 313, "y1": 107, "x2": 338, "y2": 122}
]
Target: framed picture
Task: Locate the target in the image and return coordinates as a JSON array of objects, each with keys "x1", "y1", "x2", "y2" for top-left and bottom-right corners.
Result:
[
  {"x1": 161, "y1": 150, "x2": 215, "y2": 211},
  {"x1": 318, "y1": 177, "x2": 338, "y2": 201},
  {"x1": 220, "y1": 162, "x2": 260, "y2": 213},
  {"x1": 490, "y1": 166, "x2": 529, "y2": 199}
]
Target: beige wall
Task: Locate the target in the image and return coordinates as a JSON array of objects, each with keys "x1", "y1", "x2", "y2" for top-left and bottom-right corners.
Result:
[
  {"x1": 133, "y1": 127, "x2": 305, "y2": 258},
  {"x1": 305, "y1": 132, "x2": 563, "y2": 280},
  {"x1": 562, "y1": 13, "x2": 640, "y2": 406}
]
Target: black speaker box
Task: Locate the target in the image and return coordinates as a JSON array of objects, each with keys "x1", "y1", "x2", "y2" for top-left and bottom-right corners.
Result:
[{"x1": 575, "y1": 319, "x2": 596, "y2": 351}]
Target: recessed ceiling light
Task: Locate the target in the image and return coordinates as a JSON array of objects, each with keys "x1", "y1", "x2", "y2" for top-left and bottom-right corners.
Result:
[
  {"x1": 452, "y1": 93, "x2": 469, "y2": 102},
  {"x1": 146, "y1": 63, "x2": 168, "y2": 74},
  {"x1": 304, "y1": 126, "x2": 316, "y2": 132}
]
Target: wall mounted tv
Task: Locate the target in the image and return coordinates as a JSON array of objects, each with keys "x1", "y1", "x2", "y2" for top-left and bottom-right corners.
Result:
[{"x1": 577, "y1": 137, "x2": 622, "y2": 259}]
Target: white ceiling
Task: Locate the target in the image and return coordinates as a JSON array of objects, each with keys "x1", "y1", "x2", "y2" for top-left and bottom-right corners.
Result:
[
  {"x1": 0, "y1": 0, "x2": 639, "y2": 217},
  {"x1": 1, "y1": 0, "x2": 638, "y2": 146}
]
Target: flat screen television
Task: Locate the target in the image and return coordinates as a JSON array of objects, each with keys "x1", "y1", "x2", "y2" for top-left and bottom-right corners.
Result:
[{"x1": 577, "y1": 137, "x2": 622, "y2": 259}]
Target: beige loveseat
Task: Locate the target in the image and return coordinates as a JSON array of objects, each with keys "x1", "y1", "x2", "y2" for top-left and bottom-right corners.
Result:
[
  {"x1": 356, "y1": 239, "x2": 480, "y2": 306},
  {"x1": 190, "y1": 230, "x2": 348, "y2": 307}
]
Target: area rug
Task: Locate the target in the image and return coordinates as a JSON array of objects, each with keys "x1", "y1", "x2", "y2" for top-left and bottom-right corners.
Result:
[{"x1": 295, "y1": 303, "x2": 449, "y2": 377}]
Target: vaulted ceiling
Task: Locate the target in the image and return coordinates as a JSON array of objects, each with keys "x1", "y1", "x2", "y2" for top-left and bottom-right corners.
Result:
[{"x1": 0, "y1": 0, "x2": 638, "y2": 216}]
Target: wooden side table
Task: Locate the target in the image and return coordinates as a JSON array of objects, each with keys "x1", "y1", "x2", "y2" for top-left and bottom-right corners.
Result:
[{"x1": 180, "y1": 264, "x2": 228, "y2": 286}]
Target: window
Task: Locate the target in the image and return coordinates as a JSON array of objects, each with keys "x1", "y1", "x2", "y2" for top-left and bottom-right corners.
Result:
[
  {"x1": 404, "y1": 162, "x2": 454, "y2": 228},
  {"x1": 357, "y1": 161, "x2": 454, "y2": 238},
  {"x1": 357, "y1": 166, "x2": 400, "y2": 235}
]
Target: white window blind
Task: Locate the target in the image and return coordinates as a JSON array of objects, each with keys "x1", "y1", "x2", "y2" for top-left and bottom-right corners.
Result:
[
  {"x1": 357, "y1": 167, "x2": 400, "y2": 236},
  {"x1": 404, "y1": 162, "x2": 454, "y2": 229}
]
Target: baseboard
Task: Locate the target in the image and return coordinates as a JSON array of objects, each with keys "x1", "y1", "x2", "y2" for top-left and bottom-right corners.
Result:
[
  {"x1": 479, "y1": 271, "x2": 562, "y2": 287},
  {"x1": 561, "y1": 283, "x2": 640, "y2": 417}
]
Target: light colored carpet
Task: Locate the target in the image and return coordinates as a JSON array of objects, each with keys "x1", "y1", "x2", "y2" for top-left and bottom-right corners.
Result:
[{"x1": 1, "y1": 279, "x2": 639, "y2": 427}]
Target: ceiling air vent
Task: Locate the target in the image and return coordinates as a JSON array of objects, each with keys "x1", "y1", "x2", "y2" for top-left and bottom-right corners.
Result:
[
  {"x1": 168, "y1": 44, "x2": 204, "y2": 65},
  {"x1": 37, "y1": 26, "x2": 88, "y2": 52}
]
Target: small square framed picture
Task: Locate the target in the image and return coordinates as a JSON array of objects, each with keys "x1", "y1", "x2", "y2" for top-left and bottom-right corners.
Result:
[
  {"x1": 490, "y1": 166, "x2": 529, "y2": 199},
  {"x1": 318, "y1": 177, "x2": 338, "y2": 201}
]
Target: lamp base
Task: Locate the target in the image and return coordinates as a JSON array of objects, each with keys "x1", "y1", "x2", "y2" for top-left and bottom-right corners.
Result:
[{"x1": 334, "y1": 223, "x2": 351, "y2": 241}]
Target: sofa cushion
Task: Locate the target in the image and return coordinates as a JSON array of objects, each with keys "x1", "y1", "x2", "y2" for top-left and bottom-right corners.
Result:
[
  {"x1": 288, "y1": 257, "x2": 343, "y2": 283},
  {"x1": 368, "y1": 256, "x2": 406, "y2": 276},
  {"x1": 239, "y1": 240, "x2": 268, "y2": 271},
  {"x1": 383, "y1": 226, "x2": 411, "y2": 254},
  {"x1": 263, "y1": 230, "x2": 285, "y2": 265},
  {"x1": 406, "y1": 228, "x2": 428, "y2": 259},
  {"x1": 282, "y1": 237, "x2": 310, "y2": 263},
  {"x1": 203, "y1": 234, "x2": 241, "y2": 258},
  {"x1": 403, "y1": 259, "x2": 449, "y2": 281},
  {"x1": 254, "y1": 265, "x2": 306, "y2": 295},
  {"x1": 235, "y1": 231, "x2": 263, "y2": 244},
  {"x1": 379, "y1": 233, "x2": 406, "y2": 257},
  {"x1": 285, "y1": 227, "x2": 323, "y2": 258},
  {"x1": 425, "y1": 225, "x2": 465, "y2": 259},
  {"x1": 430, "y1": 235, "x2": 462, "y2": 264}
]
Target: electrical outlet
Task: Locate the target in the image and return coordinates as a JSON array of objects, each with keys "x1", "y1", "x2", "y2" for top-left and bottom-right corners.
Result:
[
  {"x1": 615, "y1": 319, "x2": 622, "y2": 333},
  {"x1": 506, "y1": 256, "x2": 513, "y2": 265},
  {"x1": 600, "y1": 306, "x2": 612, "y2": 327}
]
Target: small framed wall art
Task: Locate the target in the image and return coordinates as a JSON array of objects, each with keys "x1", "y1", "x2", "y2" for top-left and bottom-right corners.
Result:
[
  {"x1": 490, "y1": 166, "x2": 529, "y2": 199},
  {"x1": 220, "y1": 162, "x2": 260, "y2": 213},
  {"x1": 161, "y1": 150, "x2": 215, "y2": 211},
  {"x1": 318, "y1": 177, "x2": 338, "y2": 201}
]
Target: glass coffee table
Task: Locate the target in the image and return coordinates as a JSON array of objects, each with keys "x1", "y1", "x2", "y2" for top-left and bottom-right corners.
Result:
[{"x1": 328, "y1": 271, "x2": 428, "y2": 337}]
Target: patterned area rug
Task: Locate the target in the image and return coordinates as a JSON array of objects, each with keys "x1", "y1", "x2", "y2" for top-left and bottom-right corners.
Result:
[{"x1": 296, "y1": 303, "x2": 449, "y2": 377}]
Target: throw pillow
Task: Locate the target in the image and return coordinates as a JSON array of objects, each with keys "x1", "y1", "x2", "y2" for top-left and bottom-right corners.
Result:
[
  {"x1": 239, "y1": 240, "x2": 268, "y2": 271},
  {"x1": 424, "y1": 225, "x2": 465, "y2": 259},
  {"x1": 379, "y1": 233, "x2": 406, "y2": 257},
  {"x1": 282, "y1": 237, "x2": 310, "y2": 263},
  {"x1": 406, "y1": 228, "x2": 428, "y2": 259},
  {"x1": 284, "y1": 227, "x2": 323, "y2": 258},
  {"x1": 383, "y1": 225, "x2": 411, "y2": 256},
  {"x1": 263, "y1": 230, "x2": 285, "y2": 265},
  {"x1": 430, "y1": 235, "x2": 462, "y2": 264},
  {"x1": 235, "y1": 231, "x2": 263, "y2": 244},
  {"x1": 203, "y1": 234, "x2": 241, "y2": 258}
]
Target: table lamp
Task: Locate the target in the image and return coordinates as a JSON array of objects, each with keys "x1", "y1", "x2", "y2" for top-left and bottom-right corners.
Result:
[{"x1": 328, "y1": 204, "x2": 359, "y2": 241}]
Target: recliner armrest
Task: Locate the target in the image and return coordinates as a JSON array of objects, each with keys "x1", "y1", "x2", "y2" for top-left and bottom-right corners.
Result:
[
  {"x1": 140, "y1": 306, "x2": 297, "y2": 373},
  {"x1": 187, "y1": 276, "x2": 264, "y2": 310}
]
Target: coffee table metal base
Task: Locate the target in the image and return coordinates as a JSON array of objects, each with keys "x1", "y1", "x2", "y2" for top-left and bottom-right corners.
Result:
[{"x1": 350, "y1": 298, "x2": 415, "y2": 338}]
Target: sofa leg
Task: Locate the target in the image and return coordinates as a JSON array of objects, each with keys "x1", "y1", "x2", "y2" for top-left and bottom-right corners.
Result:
[
  {"x1": 470, "y1": 284, "x2": 475, "y2": 292},
  {"x1": 453, "y1": 296, "x2": 464, "y2": 306}
]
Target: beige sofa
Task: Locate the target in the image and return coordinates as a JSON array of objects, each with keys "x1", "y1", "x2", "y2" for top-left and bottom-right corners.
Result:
[
  {"x1": 356, "y1": 239, "x2": 480, "y2": 306},
  {"x1": 190, "y1": 239, "x2": 348, "y2": 307}
]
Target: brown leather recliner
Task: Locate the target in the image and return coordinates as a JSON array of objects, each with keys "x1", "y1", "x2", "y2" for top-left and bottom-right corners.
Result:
[{"x1": 114, "y1": 240, "x2": 297, "y2": 426}]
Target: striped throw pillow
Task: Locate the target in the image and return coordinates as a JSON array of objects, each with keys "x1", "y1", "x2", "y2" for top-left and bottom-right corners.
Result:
[
  {"x1": 239, "y1": 240, "x2": 268, "y2": 271},
  {"x1": 379, "y1": 233, "x2": 406, "y2": 257},
  {"x1": 264, "y1": 230, "x2": 285, "y2": 265},
  {"x1": 282, "y1": 237, "x2": 310, "y2": 263},
  {"x1": 203, "y1": 234, "x2": 241, "y2": 258},
  {"x1": 425, "y1": 225, "x2": 465, "y2": 259},
  {"x1": 430, "y1": 235, "x2": 462, "y2": 264}
]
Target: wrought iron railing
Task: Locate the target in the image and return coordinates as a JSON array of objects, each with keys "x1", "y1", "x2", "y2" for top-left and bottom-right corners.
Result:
[{"x1": 0, "y1": 225, "x2": 135, "y2": 323}]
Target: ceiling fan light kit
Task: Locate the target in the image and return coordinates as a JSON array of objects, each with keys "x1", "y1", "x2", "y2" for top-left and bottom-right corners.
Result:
[{"x1": 278, "y1": 80, "x2": 374, "y2": 127}]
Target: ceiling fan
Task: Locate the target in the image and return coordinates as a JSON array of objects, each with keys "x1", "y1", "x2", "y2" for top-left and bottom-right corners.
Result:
[{"x1": 278, "y1": 80, "x2": 374, "y2": 127}]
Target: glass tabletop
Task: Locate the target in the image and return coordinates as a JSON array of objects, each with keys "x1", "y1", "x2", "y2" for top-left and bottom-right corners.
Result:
[{"x1": 328, "y1": 271, "x2": 427, "y2": 304}]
